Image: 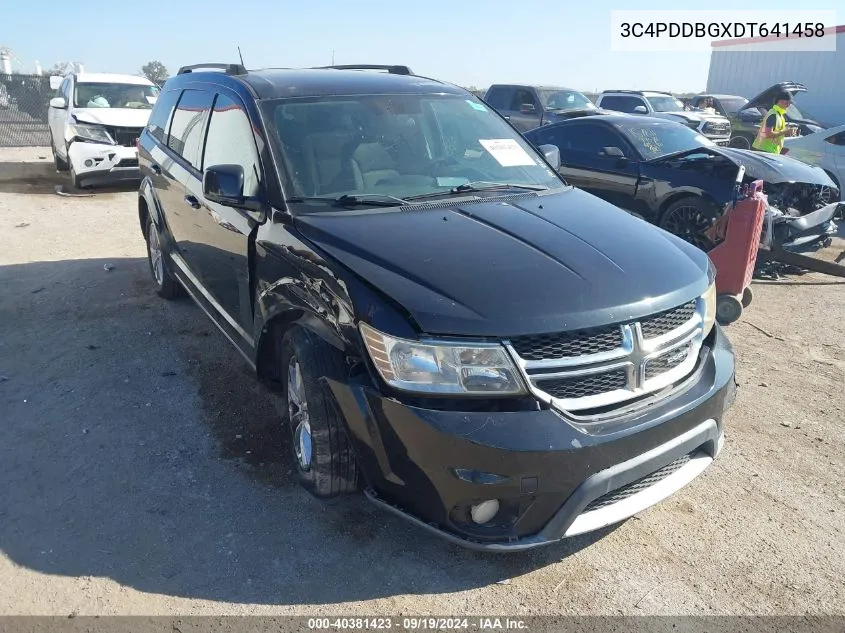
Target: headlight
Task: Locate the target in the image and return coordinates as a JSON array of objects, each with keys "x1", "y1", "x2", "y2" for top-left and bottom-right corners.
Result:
[
  {"x1": 68, "y1": 123, "x2": 115, "y2": 145},
  {"x1": 702, "y1": 281, "x2": 717, "y2": 337},
  {"x1": 359, "y1": 322, "x2": 526, "y2": 395}
]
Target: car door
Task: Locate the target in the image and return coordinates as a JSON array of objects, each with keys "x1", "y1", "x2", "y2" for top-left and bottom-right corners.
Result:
[
  {"x1": 48, "y1": 77, "x2": 71, "y2": 155},
  {"x1": 181, "y1": 89, "x2": 265, "y2": 340},
  {"x1": 504, "y1": 88, "x2": 542, "y2": 132},
  {"x1": 531, "y1": 121, "x2": 640, "y2": 210},
  {"x1": 158, "y1": 88, "x2": 215, "y2": 270}
]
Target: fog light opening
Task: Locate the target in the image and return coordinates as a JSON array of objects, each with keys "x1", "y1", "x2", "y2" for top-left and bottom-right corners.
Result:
[
  {"x1": 84, "y1": 159, "x2": 94, "y2": 167},
  {"x1": 470, "y1": 499, "x2": 500, "y2": 525}
]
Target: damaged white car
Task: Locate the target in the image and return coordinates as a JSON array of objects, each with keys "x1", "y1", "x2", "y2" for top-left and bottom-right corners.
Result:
[{"x1": 47, "y1": 73, "x2": 159, "y2": 188}]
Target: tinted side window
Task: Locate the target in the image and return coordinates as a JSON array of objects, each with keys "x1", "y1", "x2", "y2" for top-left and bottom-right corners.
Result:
[
  {"x1": 510, "y1": 89, "x2": 537, "y2": 110},
  {"x1": 824, "y1": 132, "x2": 845, "y2": 146},
  {"x1": 147, "y1": 89, "x2": 181, "y2": 144},
  {"x1": 484, "y1": 87, "x2": 511, "y2": 110},
  {"x1": 599, "y1": 95, "x2": 644, "y2": 113},
  {"x1": 167, "y1": 89, "x2": 213, "y2": 168},
  {"x1": 203, "y1": 92, "x2": 261, "y2": 197},
  {"x1": 552, "y1": 123, "x2": 626, "y2": 156}
]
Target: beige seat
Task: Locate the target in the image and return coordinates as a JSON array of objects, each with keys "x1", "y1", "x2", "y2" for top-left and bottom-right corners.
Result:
[
  {"x1": 350, "y1": 143, "x2": 402, "y2": 190},
  {"x1": 301, "y1": 132, "x2": 356, "y2": 195}
]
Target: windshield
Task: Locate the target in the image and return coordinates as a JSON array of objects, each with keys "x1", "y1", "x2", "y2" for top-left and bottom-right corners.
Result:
[
  {"x1": 646, "y1": 95, "x2": 685, "y2": 112},
  {"x1": 262, "y1": 94, "x2": 563, "y2": 205},
  {"x1": 537, "y1": 89, "x2": 595, "y2": 111},
  {"x1": 74, "y1": 82, "x2": 160, "y2": 109},
  {"x1": 613, "y1": 119, "x2": 715, "y2": 160},
  {"x1": 719, "y1": 97, "x2": 748, "y2": 114}
]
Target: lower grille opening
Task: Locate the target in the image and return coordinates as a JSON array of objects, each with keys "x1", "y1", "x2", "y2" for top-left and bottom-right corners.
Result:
[
  {"x1": 534, "y1": 370, "x2": 627, "y2": 400},
  {"x1": 582, "y1": 451, "x2": 698, "y2": 513}
]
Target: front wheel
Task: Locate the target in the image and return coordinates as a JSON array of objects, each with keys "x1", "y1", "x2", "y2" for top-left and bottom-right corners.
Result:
[
  {"x1": 280, "y1": 326, "x2": 359, "y2": 499},
  {"x1": 51, "y1": 135, "x2": 69, "y2": 172},
  {"x1": 659, "y1": 196, "x2": 719, "y2": 252},
  {"x1": 729, "y1": 135, "x2": 751, "y2": 149}
]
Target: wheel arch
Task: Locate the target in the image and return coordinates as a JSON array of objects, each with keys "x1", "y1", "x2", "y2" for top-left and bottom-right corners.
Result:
[
  {"x1": 255, "y1": 301, "x2": 351, "y2": 391},
  {"x1": 657, "y1": 189, "x2": 724, "y2": 222}
]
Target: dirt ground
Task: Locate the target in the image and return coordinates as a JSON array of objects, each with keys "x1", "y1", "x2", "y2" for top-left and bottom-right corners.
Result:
[{"x1": 0, "y1": 148, "x2": 843, "y2": 617}]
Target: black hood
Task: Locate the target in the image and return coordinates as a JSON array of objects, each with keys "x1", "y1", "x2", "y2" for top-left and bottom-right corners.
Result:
[
  {"x1": 713, "y1": 147, "x2": 837, "y2": 186},
  {"x1": 292, "y1": 188, "x2": 711, "y2": 337},
  {"x1": 742, "y1": 81, "x2": 807, "y2": 111}
]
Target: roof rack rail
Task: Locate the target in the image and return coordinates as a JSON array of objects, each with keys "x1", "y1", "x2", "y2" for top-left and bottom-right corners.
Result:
[
  {"x1": 315, "y1": 64, "x2": 414, "y2": 75},
  {"x1": 177, "y1": 63, "x2": 247, "y2": 76}
]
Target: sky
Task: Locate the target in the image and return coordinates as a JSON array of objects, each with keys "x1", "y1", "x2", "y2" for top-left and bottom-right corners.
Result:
[{"x1": 1, "y1": 0, "x2": 840, "y2": 93}]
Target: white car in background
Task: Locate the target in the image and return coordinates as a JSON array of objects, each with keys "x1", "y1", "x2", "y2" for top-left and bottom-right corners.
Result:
[
  {"x1": 784, "y1": 124, "x2": 845, "y2": 207},
  {"x1": 47, "y1": 72, "x2": 159, "y2": 188}
]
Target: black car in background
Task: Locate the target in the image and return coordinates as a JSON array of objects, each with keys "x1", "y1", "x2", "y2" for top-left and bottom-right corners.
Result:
[
  {"x1": 690, "y1": 82, "x2": 827, "y2": 149},
  {"x1": 136, "y1": 62, "x2": 735, "y2": 551},
  {"x1": 483, "y1": 84, "x2": 610, "y2": 132},
  {"x1": 524, "y1": 115, "x2": 839, "y2": 251}
]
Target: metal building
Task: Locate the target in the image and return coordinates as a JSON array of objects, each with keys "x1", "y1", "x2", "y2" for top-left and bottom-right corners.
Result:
[{"x1": 706, "y1": 25, "x2": 845, "y2": 127}]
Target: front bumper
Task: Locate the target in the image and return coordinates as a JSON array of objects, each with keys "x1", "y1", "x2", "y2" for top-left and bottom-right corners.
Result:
[
  {"x1": 68, "y1": 142, "x2": 140, "y2": 186},
  {"x1": 326, "y1": 326, "x2": 737, "y2": 551}
]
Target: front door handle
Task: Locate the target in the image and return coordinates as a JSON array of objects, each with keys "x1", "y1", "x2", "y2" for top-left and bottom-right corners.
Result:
[
  {"x1": 503, "y1": 115, "x2": 511, "y2": 120},
  {"x1": 184, "y1": 195, "x2": 201, "y2": 209}
]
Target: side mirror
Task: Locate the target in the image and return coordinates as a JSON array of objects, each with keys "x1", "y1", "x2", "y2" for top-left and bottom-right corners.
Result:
[
  {"x1": 204, "y1": 164, "x2": 249, "y2": 207},
  {"x1": 49, "y1": 76, "x2": 62, "y2": 90},
  {"x1": 520, "y1": 103, "x2": 536, "y2": 114},
  {"x1": 538, "y1": 144, "x2": 561, "y2": 170},
  {"x1": 633, "y1": 105, "x2": 648, "y2": 114},
  {"x1": 49, "y1": 97, "x2": 67, "y2": 109}
]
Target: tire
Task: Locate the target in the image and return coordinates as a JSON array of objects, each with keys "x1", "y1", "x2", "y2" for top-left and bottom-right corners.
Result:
[
  {"x1": 280, "y1": 326, "x2": 359, "y2": 499},
  {"x1": 741, "y1": 286, "x2": 753, "y2": 308},
  {"x1": 716, "y1": 294, "x2": 743, "y2": 325},
  {"x1": 729, "y1": 135, "x2": 751, "y2": 149},
  {"x1": 51, "y1": 135, "x2": 69, "y2": 172},
  {"x1": 659, "y1": 196, "x2": 720, "y2": 252},
  {"x1": 70, "y1": 164, "x2": 85, "y2": 190},
  {"x1": 144, "y1": 216, "x2": 182, "y2": 300}
]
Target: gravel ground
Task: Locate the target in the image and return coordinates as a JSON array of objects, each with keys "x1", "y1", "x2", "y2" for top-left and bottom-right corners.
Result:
[{"x1": 0, "y1": 149, "x2": 843, "y2": 617}]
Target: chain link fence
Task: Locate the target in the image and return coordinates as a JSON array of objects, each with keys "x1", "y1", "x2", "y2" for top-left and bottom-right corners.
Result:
[{"x1": 0, "y1": 74, "x2": 53, "y2": 147}]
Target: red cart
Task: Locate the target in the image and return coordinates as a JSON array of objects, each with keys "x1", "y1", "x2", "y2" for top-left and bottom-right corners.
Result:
[{"x1": 704, "y1": 181, "x2": 767, "y2": 325}]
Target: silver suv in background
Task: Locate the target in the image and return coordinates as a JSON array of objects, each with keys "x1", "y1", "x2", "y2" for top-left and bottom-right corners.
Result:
[{"x1": 596, "y1": 90, "x2": 732, "y2": 145}]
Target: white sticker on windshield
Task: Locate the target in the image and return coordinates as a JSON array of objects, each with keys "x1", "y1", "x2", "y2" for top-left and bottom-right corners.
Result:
[{"x1": 479, "y1": 139, "x2": 536, "y2": 167}]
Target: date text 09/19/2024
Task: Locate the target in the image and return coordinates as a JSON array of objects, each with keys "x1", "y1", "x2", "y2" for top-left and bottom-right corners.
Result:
[{"x1": 307, "y1": 617, "x2": 529, "y2": 630}]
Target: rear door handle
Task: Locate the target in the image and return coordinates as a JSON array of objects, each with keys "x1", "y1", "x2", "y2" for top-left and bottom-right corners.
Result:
[
  {"x1": 503, "y1": 115, "x2": 511, "y2": 120},
  {"x1": 150, "y1": 164, "x2": 162, "y2": 175},
  {"x1": 184, "y1": 195, "x2": 201, "y2": 209}
]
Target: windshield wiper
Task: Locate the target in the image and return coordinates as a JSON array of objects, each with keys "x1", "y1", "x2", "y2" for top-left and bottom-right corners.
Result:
[
  {"x1": 285, "y1": 193, "x2": 408, "y2": 208},
  {"x1": 404, "y1": 182, "x2": 549, "y2": 202}
]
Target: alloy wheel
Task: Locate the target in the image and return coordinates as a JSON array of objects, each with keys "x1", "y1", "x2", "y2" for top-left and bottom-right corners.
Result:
[
  {"x1": 287, "y1": 356, "x2": 312, "y2": 471},
  {"x1": 147, "y1": 222, "x2": 164, "y2": 286},
  {"x1": 662, "y1": 205, "x2": 714, "y2": 251}
]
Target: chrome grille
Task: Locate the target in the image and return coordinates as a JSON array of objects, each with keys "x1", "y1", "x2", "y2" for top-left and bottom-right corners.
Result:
[
  {"x1": 506, "y1": 298, "x2": 704, "y2": 414},
  {"x1": 582, "y1": 452, "x2": 694, "y2": 512},
  {"x1": 644, "y1": 344, "x2": 693, "y2": 381},
  {"x1": 536, "y1": 370, "x2": 627, "y2": 400},
  {"x1": 510, "y1": 327, "x2": 623, "y2": 361},
  {"x1": 702, "y1": 121, "x2": 730, "y2": 135},
  {"x1": 641, "y1": 301, "x2": 696, "y2": 339}
]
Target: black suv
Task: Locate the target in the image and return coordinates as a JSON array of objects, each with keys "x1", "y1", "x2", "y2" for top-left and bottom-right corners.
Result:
[{"x1": 137, "y1": 62, "x2": 736, "y2": 551}]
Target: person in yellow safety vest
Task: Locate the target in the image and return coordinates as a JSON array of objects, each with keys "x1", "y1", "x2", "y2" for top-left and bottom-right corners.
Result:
[{"x1": 752, "y1": 90, "x2": 797, "y2": 154}]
